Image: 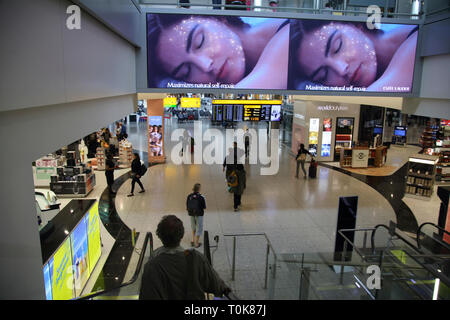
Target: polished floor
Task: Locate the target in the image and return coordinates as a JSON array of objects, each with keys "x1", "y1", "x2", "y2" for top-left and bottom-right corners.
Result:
[
  {"x1": 110, "y1": 119, "x2": 442, "y2": 298},
  {"x1": 55, "y1": 119, "x2": 443, "y2": 299}
]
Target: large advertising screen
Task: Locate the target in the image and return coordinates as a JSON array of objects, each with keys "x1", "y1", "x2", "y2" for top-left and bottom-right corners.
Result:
[
  {"x1": 52, "y1": 238, "x2": 74, "y2": 300},
  {"x1": 71, "y1": 216, "x2": 90, "y2": 296},
  {"x1": 88, "y1": 202, "x2": 102, "y2": 274},
  {"x1": 147, "y1": 13, "x2": 418, "y2": 93}
]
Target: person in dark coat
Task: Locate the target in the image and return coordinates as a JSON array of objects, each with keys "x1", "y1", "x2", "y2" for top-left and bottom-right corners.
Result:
[
  {"x1": 105, "y1": 153, "x2": 116, "y2": 195},
  {"x1": 139, "y1": 215, "x2": 230, "y2": 300},
  {"x1": 128, "y1": 153, "x2": 145, "y2": 197},
  {"x1": 230, "y1": 167, "x2": 246, "y2": 212}
]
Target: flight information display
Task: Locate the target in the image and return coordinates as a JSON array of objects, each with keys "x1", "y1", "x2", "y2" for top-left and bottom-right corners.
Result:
[
  {"x1": 212, "y1": 100, "x2": 281, "y2": 123},
  {"x1": 260, "y1": 105, "x2": 271, "y2": 121},
  {"x1": 225, "y1": 105, "x2": 234, "y2": 122},
  {"x1": 234, "y1": 105, "x2": 244, "y2": 122},
  {"x1": 243, "y1": 105, "x2": 261, "y2": 121}
]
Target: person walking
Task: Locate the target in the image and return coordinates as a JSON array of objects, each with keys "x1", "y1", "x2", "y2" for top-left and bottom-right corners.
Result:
[
  {"x1": 186, "y1": 183, "x2": 206, "y2": 248},
  {"x1": 139, "y1": 215, "x2": 231, "y2": 300},
  {"x1": 105, "y1": 153, "x2": 116, "y2": 195},
  {"x1": 230, "y1": 167, "x2": 246, "y2": 212},
  {"x1": 244, "y1": 129, "x2": 251, "y2": 158},
  {"x1": 128, "y1": 153, "x2": 145, "y2": 197},
  {"x1": 295, "y1": 143, "x2": 310, "y2": 179}
]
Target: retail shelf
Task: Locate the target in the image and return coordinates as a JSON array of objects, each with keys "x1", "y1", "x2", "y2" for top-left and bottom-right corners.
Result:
[
  {"x1": 407, "y1": 172, "x2": 434, "y2": 179},
  {"x1": 406, "y1": 182, "x2": 432, "y2": 189}
]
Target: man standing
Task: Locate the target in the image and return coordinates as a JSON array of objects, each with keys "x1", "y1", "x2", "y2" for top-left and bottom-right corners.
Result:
[{"x1": 139, "y1": 215, "x2": 231, "y2": 300}]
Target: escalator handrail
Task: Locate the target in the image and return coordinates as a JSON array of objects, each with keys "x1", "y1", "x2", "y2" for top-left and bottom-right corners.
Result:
[
  {"x1": 370, "y1": 224, "x2": 420, "y2": 255},
  {"x1": 416, "y1": 222, "x2": 450, "y2": 250},
  {"x1": 371, "y1": 224, "x2": 450, "y2": 288},
  {"x1": 77, "y1": 231, "x2": 153, "y2": 300},
  {"x1": 204, "y1": 230, "x2": 212, "y2": 266}
]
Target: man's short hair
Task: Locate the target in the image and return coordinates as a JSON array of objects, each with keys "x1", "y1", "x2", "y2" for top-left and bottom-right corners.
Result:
[{"x1": 156, "y1": 215, "x2": 185, "y2": 248}]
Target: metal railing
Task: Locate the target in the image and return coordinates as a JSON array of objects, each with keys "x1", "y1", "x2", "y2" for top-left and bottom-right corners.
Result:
[
  {"x1": 223, "y1": 232, "x2": 277, "y2": 289},
  {"x1": 339, "y1": 224, "x2": 450, "y2": 290},
  {"x1": 76, "y1": 232, "x2": 153, "y2": 300},
  {"x1": 139, "y1": 0, "x2": 426, "y2": 19},
  {"x1": 416, "y1": 222, "x2": 450, "y2": 251}
]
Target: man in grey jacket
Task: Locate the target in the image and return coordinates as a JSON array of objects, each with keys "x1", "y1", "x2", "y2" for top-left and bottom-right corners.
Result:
[{"x1": 139, "y1": 215, "x2": 230, "y2": 300}]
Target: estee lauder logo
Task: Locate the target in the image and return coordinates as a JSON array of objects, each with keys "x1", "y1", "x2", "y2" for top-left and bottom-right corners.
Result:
[{"x1": 317, "y1": 105, "x2": 349, "y2": 111}]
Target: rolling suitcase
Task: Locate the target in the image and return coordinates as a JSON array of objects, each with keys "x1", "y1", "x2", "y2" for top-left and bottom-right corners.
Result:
[{"x1": 309, "y1": 160, "x2": 317, "y2": 178}]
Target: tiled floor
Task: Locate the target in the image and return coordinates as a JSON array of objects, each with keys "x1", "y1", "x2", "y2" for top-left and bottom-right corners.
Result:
[{"x1": 113, "y1": 119, "x2": 431, "y2": 299}]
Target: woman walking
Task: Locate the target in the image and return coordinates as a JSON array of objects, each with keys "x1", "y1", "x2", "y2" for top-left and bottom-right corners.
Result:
[
  {"x1": 295, "y1": 144, "x2": 310, "y2": 179},
  {"x1": 128, "y1": 153, "x2": 145, "y2": 197}
]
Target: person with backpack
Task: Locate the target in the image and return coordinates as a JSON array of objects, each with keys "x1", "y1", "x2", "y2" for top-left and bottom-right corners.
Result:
[
  {"x1": 186, "y1": 183, "x2": 206, "y2": 248},
  {"x1": 139, "y1": 215, "x2": 231, "y2": 300},
  {"x1": 295, "y1": 143, "x2": 310, "y2": 179},
  {"x1": 128, "y1": 153, "x2": 146, "y2": 197},
  {"x1": 229, "y1": 167, "x2": 246, "y2": 212}
]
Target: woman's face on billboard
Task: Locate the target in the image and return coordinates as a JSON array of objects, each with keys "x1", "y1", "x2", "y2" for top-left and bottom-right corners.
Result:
[
  {"x1": 157, "y1": 17, "x2": 246, "y2": 84},
  {"x1": 297, "y1": 23, "x2": 377, "y2": 87}
]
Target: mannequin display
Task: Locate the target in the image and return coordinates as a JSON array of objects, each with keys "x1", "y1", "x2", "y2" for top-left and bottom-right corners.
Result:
[{"x1": 78, "y1": 140, "x2": 89, "y2": 164}]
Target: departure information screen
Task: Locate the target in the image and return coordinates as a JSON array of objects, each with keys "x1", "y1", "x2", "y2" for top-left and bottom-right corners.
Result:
[
  {"x1": 243, "y1": 105, "x2": 261, "y2": 121},
  {"x1": 212, "y1": 100, "x2": 281, "y2": 123}
]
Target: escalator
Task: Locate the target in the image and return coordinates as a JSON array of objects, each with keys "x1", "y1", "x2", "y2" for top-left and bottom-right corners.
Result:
[{"x1": 77, "y1": 230, "x2": 236, "y2": 300}]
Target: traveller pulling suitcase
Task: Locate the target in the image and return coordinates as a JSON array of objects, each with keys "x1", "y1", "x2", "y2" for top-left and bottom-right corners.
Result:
[{"x1": 309, "y1": 158, "x2": 318, "y2": 178}]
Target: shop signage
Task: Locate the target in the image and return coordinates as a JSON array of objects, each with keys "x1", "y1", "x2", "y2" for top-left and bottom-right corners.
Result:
[
  {"x1": 352, "y1": 149, "x2": 369, "y2": 168},
  {"x1": 317, "y1": 105, "x2": 349, "y2": 111}
]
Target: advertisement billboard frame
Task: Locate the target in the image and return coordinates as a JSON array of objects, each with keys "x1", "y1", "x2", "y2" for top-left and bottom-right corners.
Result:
[{"x1": 139, "y1": 7, "x2": 422, "y2": 97}]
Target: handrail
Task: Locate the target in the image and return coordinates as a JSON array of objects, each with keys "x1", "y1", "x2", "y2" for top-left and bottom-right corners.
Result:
[
  {"x1": 416, "y1": 222, "x2": 450, "y2": 250},
  {"x1": 77, "y1": 232, "x2": 153, "y2": 300},
  {"x1": 139, "y1": 1, "x2": 423, "y2": 18},
  {"x1": 370, "y1": 224, "x2": 419, "y2": 255},
  {"x1": 223, "y1": 232, "x2": 277, "y2": 289},
  {"x1": 337, "y1": 228, "x2": 376, "y2": 260}
]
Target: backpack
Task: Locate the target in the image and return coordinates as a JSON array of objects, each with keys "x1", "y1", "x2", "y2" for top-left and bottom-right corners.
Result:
[
  {"x1": 187, "y1": 193, "x2": 201, "y2": 216},
  {"x1": 140, "y1": 163, "x2": 147, "y2": 176},
  {"x1": 227, "y1": 171, "x2": 239, "y2": 188}
]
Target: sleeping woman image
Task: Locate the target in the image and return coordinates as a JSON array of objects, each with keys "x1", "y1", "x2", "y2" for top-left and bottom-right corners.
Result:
[
  {"x1": 147, "y1": 14, "x2": 290, "y2": 89},
  {"x1": 287, "y1": 19, "x2": 418, "y2": 92}
]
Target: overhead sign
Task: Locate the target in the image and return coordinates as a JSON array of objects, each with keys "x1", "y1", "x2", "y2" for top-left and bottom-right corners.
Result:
[
  {"x1": 180, "y1": 97, "x2": 201, "y2": 108},
  {"x1": 163, "y1": 97, "x2": 177, "y2": 108},
  {"x1": 147, "y1": 13, "x2": 418, "y2": 93}
]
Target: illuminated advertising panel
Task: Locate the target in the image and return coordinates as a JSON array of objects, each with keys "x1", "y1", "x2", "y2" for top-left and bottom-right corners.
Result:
[
  {"x1": 43, "y1": 261, "x2": 53, "y2": 300},
  {"x1": 52, "y1": 238, "x2": 74, "y2": 300},
  {"x1": 180, "y1": 97, "x2": 201, "y2": 108},
  {"x1": 309, "y1": 118, "x2": 320, "y2": 156},
  {"x1": 321, "y1": 118, "x2": 333, "y2": 157},
  {"x1": 71, "y1": 216, "x2": 90, "y2": 296},
  {"x1": 163, "y1": 97, "x2": 177, "y2": 108},
  {"x1": 88, "y1": 202, "x2": 101, "y2": 274},
  {"x1": 147, "y1": 13, "x2": 418, "y2": 93}
]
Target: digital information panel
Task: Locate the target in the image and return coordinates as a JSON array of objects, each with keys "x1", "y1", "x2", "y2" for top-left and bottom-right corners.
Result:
[
  {"x1": 212, "y1": 100, "x2": 281, "y2": 123},
  {"x1": 147, "y1": 13, "x2": 419, "y2": 93},
  {"x1": 244, "y1": 105, "x2": 261, "y2": 121}
]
